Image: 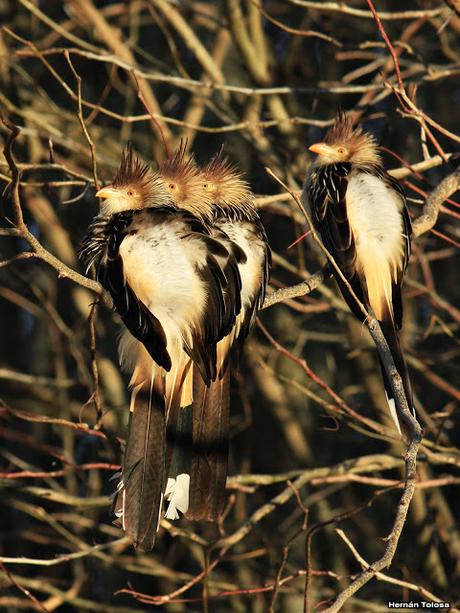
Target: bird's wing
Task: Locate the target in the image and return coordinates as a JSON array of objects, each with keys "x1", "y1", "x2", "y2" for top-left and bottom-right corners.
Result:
[
  {"x1": 177, "y1": 225, "x2": 243, "y2": 385},
  {"x1": 186, "y1": 215, "x2": 270, "y2": 521},
  {"x1": 371, "y1": 169, "x2": 414, "y2": 422},
  {"x1": 236, "y1": 218, "x2": 271, "y2": 350},
  {"x1": 328, "y1": 164, "x2": 413, "y2": 429},
  {"x1": 79, "y1": 210, "x2": 171, "y2": 370},
  {"x1": 307, "y1": 162, "x2": 366, "y2": 320},
  {"x1": 211, "y1": 216, "x2": 271, "y2": 363}
]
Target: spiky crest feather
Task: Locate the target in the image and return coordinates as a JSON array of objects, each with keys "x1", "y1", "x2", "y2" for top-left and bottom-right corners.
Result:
[
  {"x1": 111, "y1": 142, "x2": 172, "y2": 207},
  {"x1": 158, "y1": 140, "x2": 198, "y2": 186},
  {"x1": 324, "y1": 112, "x2": 381, "y2": 166},
  {"x1": 201, "y1": 149, "x2": 256, "y2": 220},
  {"x1": 157, "y1": 141, "x2": 213, "y2": 218}
]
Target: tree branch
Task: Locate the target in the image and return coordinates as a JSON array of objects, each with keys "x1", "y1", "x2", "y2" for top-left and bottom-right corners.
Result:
[
  {"x1": 1, "y1": 116, "x2": 106, "y2": 299},
  {"x1": 262, "y1": 266, "x2": 331, "y2": 309},
  {"x1": 412, "y1": 167, "x2": 460, "y2": 238}
]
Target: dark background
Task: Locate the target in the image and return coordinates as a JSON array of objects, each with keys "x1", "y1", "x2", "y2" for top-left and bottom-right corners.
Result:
[{"x1": 0, "y1": 0, "x2": 459, "y2": 611}]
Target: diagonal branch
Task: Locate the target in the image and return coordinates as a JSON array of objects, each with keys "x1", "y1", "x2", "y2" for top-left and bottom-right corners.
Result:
[
  {"x1": 1, "y1": 116, "x2": 106, "y2": 299},
  {"x1": 262, "y1": 266, "x2": 331, "y2": 309},
  {"x1": 412, "y1": 167, "x2": 460, "y2": 238}
]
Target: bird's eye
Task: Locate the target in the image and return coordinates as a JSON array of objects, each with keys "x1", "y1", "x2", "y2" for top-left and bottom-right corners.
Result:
[
  {"x1": 203, "y1": 183, "x2": 208, "y2": 189},
  {"x1": 337, "y1": 147, "x2": 345, "y2": 155},
  {"x1": 127, "y1": 189, "x2": 134, "y2": 196},
  {"x1": 169, "y1": 183, "x2": 176, "y2": 190}
]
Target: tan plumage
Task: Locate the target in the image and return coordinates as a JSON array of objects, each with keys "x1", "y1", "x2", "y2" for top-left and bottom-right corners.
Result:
[
  {"x1": 319, "y1": 113, "x2": 381, "y2": 167},
  {"x1": 200, "y1": 151, "x2": 257, "y2": 220},
  {"x1": 303, "y1": 113, "x2": 413, "y2": 435},
  {"x1": 157, "y1": 143, "x2": 212, "y2": 219}
]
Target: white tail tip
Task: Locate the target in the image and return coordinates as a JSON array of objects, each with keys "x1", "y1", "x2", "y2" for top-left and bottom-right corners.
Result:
[
  {"x1": 164, "y1": 473, "x2": 190, "y2": 520},
  {"x1": 384, "y1": 391, "x2": 401, "y2": 435}
]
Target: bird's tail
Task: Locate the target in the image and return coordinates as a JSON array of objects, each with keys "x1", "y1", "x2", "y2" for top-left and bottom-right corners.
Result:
[
  {"x1": 113, "y1": 367, "x2": 166, "y2": 552},
  {"x1": 163, "y1": 363, "x2": 194, "y2": 521},
  {"x1": 186, "y1": 363, "x2": 231, "y2": 521},
  {"x1": 378, "y1": 319, "x2": 414, "y2": 436}
]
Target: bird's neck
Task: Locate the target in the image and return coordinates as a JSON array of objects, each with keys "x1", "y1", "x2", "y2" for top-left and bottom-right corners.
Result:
[{"x1": 212, "y1": 200, "x2": 258, "y2": 224}]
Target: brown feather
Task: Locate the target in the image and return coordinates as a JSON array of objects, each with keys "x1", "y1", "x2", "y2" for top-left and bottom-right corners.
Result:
[
  {"x1": 112, "y1": 142, "x2": 168, "y2": 205},
  {"x1": 158, "y1": 141, "x2": 197, "y2": 188},
  {"x1": 186, "y1": 363, "x2": 231, "y2": 521},
  {"x1": 158, "y1": 142, "x2": 212, "y2": 217},
  {"x1": 323, "y1": 112, "x2": 381, "y2": 166},
  {"x1": 200, "y1": 149, "x2": 256, "y2": 219},
  {"x1": 113, "y1": 368, "x2": 166, "y2": 552}
]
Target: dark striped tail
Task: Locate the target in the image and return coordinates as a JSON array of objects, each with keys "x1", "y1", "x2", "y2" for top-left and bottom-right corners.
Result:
[
  {"x1": 186, "y1": 368, "x2": 230, "y2": 521},
  {"x1": 114, "y1": 371, "x2": 166, "y2": 551},
  {"x1": 378, "y1": 320, "x2": 414, "y2": 436}
]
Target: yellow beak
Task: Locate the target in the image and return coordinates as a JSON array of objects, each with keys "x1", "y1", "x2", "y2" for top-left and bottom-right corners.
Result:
[
  {"x1": 308, "y1": 142, "x2": 333, "y2": 156},
  {"x1": 95, "y1": 186, "x2": 120, "y2": 199}
]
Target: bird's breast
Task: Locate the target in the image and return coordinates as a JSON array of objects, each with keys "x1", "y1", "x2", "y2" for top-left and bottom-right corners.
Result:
[
  {"x1": 119, "y1": 218, "x2": 207, "y2": 345},
  {"x1": 346, "y1": 172, "x2": 405, "y2": 271}
]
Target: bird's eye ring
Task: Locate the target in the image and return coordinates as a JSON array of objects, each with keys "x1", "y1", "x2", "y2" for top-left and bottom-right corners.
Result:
[
  {"x1": 337, "y1": 147, "x2": 345, "y2": 155},
  {"x1": 127, "y1": 189, "x2": 134, "y2": 196},
  {"x1": 169, "y1": 183, "x2": 176, "y2": 190}
]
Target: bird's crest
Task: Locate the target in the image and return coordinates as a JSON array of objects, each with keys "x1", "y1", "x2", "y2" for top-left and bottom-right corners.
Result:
[
  {"x1": 201, "y1": 147, "x2": 239, "y2": 183},
  {"x1": 325, "y1": 112, "x2": 380, "y2": 166},
  {"x1": 201, "y1": 149, "x2": 255, "y2": 219},
  {"x1": 109, "y1": 142, "x2": 170, "y2": 207},
  {"x1": 157, "y1": 141, "x2": 214, "y2": 217},
  {"x1": 113, "y1": 142, "x2": 152, "y2": 189},
  {"x1": 158, "y1": 140, "x2": 198, "y2": 185}
]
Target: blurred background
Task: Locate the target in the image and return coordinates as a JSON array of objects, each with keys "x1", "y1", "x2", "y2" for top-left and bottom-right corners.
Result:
[{"x1": 0, "y1": 0, "x2": 459, "y2": 610}]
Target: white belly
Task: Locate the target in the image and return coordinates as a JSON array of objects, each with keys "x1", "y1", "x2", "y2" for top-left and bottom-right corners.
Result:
[
  {"x1": 346, "y1": 172, "x2": 404, "y2": 268},
  {"x1": 346, "y1": 172, "x2": 405, "y2": 319},
  {"x1": 119, "y1": 219, "x2": 206, "y2": 349}
]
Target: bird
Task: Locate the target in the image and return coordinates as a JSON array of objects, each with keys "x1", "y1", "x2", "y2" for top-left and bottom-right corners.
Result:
[
  {"x1": 155, "y1": 146, "x2": 271, "y2": 521},
  {"x1": 302, "y1": 112, "x2": 413, "y2": 436},
  {"x1": 189, "y1": 150, "x2": 271, "y2": 520},
  {"x1": 79, "y1": 143, "x2": 270, "y2": 548},
  {"x1": 79, "y1": 144, "x2": 246, "y2": 550}
]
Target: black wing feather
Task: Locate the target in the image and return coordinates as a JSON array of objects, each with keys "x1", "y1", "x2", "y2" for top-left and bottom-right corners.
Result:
[
  {"x1": 79, "y1": 210, "x2": 171, "y2": 370},
  {"x1": 183, "y1": 232, "x2": 243, "y2": 384},
  {"x1": 307, "y1": 162, "x2": 366, "y2": 320},
  {"x1": 233, "y1": 217, "x2": 271, "y2": 363}
]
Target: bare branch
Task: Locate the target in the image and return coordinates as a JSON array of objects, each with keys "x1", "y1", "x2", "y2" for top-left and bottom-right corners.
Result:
[
  {"x1": 412, "y1": 167, "x2": 460, "y2": 238},
  {"x1": 1, "y1": 117, "x2": 106, "y2": 298}
]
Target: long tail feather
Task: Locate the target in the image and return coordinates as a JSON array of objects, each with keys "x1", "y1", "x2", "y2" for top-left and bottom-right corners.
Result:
[
  {"x1": 114, "y1": 371, "x2": 166, "y2": 551},
  {"x1": 186, "y1": 368, "x2": 230, "y2": 521},
  {"x1": 163, "y1": 361, "x2": 194, "y2": 520},
  {"x1": 378, "y1": 319, "x2": 414, "y2": 435},
  {"x1": 165, "y1": 401, "x2": 193, "y2": 520}
]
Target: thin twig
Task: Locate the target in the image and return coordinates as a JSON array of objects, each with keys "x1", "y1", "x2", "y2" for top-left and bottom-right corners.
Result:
[
  {"x1": 65, "y1": 50, "x2": 99, "y2": 190},
  {"x1": 1, "y1": 117, "x2": 107, "y2": 298}
]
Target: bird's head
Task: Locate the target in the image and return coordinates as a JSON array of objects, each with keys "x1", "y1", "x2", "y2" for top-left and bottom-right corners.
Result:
[
  {"x1": 96, "y1": 144, "x2": 170, "y2": 215},
  {"x1": 200, "y1": 149, "x2": 255, "y2": 218},
  {"x1": 308, "y1": 113, "x2": 380, "y2": 167},
  {"x1": 157, "y1": 143, "x2": 212, "y2": 217}
]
